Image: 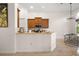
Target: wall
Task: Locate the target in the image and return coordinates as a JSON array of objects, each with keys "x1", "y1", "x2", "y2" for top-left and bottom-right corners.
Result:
[
  {"x1": 0, "y1": 3, "x2": 16, "y2": 53},
  {"x1": 53, "y1": 18, "x2": 69, "y2": 39}
]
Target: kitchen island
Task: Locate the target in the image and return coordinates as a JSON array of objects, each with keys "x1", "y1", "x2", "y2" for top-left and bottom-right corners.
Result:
[{"x1": 16, "y1": 32, "x2": 56, "y2": 52}]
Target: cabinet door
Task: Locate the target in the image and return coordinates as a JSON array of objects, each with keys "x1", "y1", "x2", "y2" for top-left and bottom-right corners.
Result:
[
  {"x1": 35, "y1": 18, "x2": 42, "y2": 25},
  {"x1": 42, "y1": 19, "x2": 48, "y2": 28},
  {"x1": 28, "y1": 19, "x2": 35, "y2": 28}
]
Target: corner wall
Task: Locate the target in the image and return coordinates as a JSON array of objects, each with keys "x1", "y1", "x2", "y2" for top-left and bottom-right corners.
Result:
[{"x1": 0, "y1": 3, "x2": 16, "y2": 53}]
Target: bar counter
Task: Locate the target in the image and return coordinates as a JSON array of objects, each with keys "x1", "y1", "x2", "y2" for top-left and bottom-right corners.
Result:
[{"x1": 16, "y1": 32, "x2": 56, "y2": 52}]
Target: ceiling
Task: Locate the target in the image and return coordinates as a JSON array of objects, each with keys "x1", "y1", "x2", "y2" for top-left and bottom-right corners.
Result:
[{"x1": 18, "y1": 3, "x2": 79, "y2": 13}]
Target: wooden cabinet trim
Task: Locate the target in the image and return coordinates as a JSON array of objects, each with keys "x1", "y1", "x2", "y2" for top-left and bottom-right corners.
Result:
[{"x1": 17, "y1": 8, "x2": 20, "y2": 28}]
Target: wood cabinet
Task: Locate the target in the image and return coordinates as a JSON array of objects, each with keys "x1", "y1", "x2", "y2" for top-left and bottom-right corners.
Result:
[
  {"x1": 28, "y1": 17, "x2": 49, "y2": 29},
  {"x1": 28, "y1": 19, "x2": 35, "y2": 28},
  {"x1": 35, "y1": 17, "x2": 42, "y2": 24},
  {"x1": 42, "y1": 19, "x2": 48, "y2": 28}
]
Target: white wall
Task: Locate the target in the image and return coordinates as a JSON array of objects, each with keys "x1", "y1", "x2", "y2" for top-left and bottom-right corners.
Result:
[{"x1": 0, "y1": 3, "x2": 16, "y2": 53}]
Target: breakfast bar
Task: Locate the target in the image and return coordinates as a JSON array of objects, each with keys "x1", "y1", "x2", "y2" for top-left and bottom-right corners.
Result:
[{"x1": 16, "y1": 32, "x2": 56, "y2": 52}]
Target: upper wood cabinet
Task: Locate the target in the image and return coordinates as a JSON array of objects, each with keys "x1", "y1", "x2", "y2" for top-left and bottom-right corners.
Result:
[
  {"x1": 28, "y1": 17, "x2": 49, "y2": 29},
  {"x1": 28, "y1": 19, "x2": 35, "y2": 28},
  {"x1": 42, "y1": 19, "x2": 48, "y2": 28}
]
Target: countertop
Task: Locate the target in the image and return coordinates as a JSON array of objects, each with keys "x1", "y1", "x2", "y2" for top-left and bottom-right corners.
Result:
[{"x1": 16, "y1": 32, "x2": 52, "y2": 35}]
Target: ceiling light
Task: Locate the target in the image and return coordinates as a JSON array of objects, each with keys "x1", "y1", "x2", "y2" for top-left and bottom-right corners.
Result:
[
  {"x1": 42, "y1": 6, "x2": 45, "y2": 8},
  {"x1": 30, "y1": 6, "x2": 34, "y2": 9}
]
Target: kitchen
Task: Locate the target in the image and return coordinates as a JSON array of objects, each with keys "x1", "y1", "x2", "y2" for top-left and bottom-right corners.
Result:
[
  {"x1": 16, "y1": 3, "x2": 56, "y2": 52},
  {"x1": 0, "y1": 3, "x2": 78, "y2": 55}
]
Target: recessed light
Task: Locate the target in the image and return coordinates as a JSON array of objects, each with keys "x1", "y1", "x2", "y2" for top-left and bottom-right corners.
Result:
[
  {"x1": 42, "y1": 6, "x2": 45, "y2": 8},
  {"x1": 30, "y1": 6, "x2": 34, "y2": 9}
]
